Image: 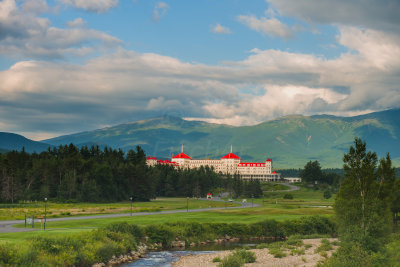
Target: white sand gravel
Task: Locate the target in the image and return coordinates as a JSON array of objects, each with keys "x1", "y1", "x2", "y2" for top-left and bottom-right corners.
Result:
[{"x1": 172, "y1": 238, "x2": 338, "y2": 267}]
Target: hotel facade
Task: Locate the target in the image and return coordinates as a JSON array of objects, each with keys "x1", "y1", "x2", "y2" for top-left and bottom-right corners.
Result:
[{"x1": 146, "y1": 147, "x2": 280, "y2": 182}]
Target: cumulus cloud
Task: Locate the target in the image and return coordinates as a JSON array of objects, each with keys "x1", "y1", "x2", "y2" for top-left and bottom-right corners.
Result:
[
  {"x1": 0, "y1": 0, "x2": 120, "y2": 59},
  {"x1": 238, "y1": 14, "x2": 294, "y2": 39},
  {"x1": 153, "y1": 2, "x2": 169, "y2": 22},
  {"x1": 60, "y1": 0, "x2": 118, "y2": 13},
  {"x1": 1, "y1": 23, "x2": 400, "y2": 138},
  {"x1": 212, "y1": 23, "x2": 232, "y2": 34},
  {"x1": 267, "y1": 0, "x2": 400, "y2": 33}
]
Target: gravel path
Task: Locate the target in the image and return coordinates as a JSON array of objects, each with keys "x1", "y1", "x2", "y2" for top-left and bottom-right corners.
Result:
[{"x1": 173, "y1": 238, "x2": 338, "y2": 267}]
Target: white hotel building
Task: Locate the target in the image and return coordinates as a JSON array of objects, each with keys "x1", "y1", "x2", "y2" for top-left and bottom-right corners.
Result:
[{"x1": 146, "y1": 147, "x2": 280, "y2": 181}]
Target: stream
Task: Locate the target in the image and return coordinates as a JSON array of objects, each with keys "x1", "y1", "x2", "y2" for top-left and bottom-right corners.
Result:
[{"x1": 123, "y1": 241, "x2": 269, "y2": 267}]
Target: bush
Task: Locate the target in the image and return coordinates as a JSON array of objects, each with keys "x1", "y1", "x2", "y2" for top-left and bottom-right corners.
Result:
[
  {"x1": 324, "y1": 244, "x2": 386, "y2": 267},
  {"x1": 212, "y1": 256, "x2": 222, "y2": 262},
  {"x1": 218, "y1": 255, "x2": 242, "y2": 267},
  {"x1": 234, "y1": 249, "x2": 256, "y2": 263},
  {"x1": 323, "y1": 190, "x2": 332, "y2": 199},
  {"x1": 104, "y1": 222, "x2": 143, "y2": 241},
  {"x1": 269, "y1": 248, "x2": 286, "y2": 258},
  {"x1": 283, "y1": 194, "x2": 293, "y2": 199},
  {"x1": 145, "y1": 225, "x2": 174, "y2": 247}
]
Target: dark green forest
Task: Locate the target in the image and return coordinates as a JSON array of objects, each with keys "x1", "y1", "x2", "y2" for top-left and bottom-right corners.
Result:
[{"x1": 0, "y1": 144, "x2": 262, "y2": 203}]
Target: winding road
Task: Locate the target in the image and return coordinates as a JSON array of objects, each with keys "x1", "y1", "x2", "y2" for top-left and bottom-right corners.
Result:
[
  {"x1": 0, "y1": 183, "x2": 298, "y2": 233},
  {"x1": 0, "y1": 198, "x2": 259, "y2": 233}
]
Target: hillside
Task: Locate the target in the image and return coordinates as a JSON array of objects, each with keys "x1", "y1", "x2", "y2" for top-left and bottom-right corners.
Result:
[
  {"x1": 43, "y1": 109, "x2": 400, "y2": 168},
  {"x1": 0, "y1": 132, "x2": 52, "y2": 153}
]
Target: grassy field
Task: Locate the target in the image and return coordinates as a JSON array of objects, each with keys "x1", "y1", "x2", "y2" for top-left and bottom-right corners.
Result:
[
  {"x1": 0, "y1": 184, "x2": 335, "y2": 244},
  {"x1": 0, "y1": 197, "x2": 239, "y2": 220}
]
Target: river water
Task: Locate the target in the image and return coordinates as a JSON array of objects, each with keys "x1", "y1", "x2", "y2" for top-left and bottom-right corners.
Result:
[{"x1": 123, "y1": 241, "x2": 266, "y2": 267}]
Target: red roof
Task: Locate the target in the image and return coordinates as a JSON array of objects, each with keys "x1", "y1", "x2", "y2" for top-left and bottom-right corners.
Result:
[
  {"x1": 172, "y1": 152, "x2": 192, "y2": 159},
  {"x1": 272, "y1": 171, "x2": 276, "y2": 174},
  {"x1": 156, "y1": 159, "x2": 178, "y2": 166},
  {"x1": 266, "y1": 158, "x2": 272, "y2": 162},
  {"x1": 221, "y1": 153, "x2": 240, "y2": 159},
  {"x1": 238, "y1": 162, "x2": 266, "y2": 167},
  {"x1": 147, "y1": 156, "x2": 157, "y2": 160}
]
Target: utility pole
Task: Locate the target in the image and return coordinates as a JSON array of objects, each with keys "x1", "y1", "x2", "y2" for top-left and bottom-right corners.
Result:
[
  {"x1": 130, "y1": 196, "x2": 133, "y2": 216},
  {"x1": 44, "y1": 198, "x2": 47, "y2": 230}
]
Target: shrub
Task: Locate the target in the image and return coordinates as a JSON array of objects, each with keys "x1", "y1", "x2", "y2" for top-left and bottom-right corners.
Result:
[
  {"x1": 269, "y1": 248, "x2": 286, "y2": 258},
  {"x1": 218, "y1": 255, "x2": 242, "y2": 267},
  {"x1": 233, "y1": 249, "x2": 256, "y2": 263},
  {"x1": 283, "y1": 194, "x2": 293, "y2": 199},
  {"x1": 324, "y1": 244, "x2": 384, "y2": 267},
  {"x1": 212, "y1": 256, "x2": 222, "y2": 262},
  {"x1": 323, "y1": 190, "x2": 332, "y2": 199},
  {"x1": 104, "y1": 222, "x2": 143, "y2": 241},
  {"x1": 145, "y1": 225, "x2": 174, "y2": 247}
]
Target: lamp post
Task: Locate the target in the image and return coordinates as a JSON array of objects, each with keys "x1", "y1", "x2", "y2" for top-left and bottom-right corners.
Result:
[
  {"x1": 44, "y1": 198, "x2": 47, "y2": 230},
  {"x1": 130, "y1": 197, "x2": 133, "y2": 216},
  {"x1": 252, "y1": 195, "x2": 254, "y2": 208},
  {"x1": 186, "y1": 197, "x2": 189, "y2": 212}
]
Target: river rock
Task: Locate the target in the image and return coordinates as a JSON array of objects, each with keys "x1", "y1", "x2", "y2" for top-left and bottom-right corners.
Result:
[{"x1": 171, "y1": 240, "x2": 185, "y2": 247}]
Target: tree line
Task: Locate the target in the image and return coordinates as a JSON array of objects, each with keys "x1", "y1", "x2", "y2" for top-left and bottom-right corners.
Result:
[{"x1": 0, "y1": 144, "x2": 261, "y2": 203}]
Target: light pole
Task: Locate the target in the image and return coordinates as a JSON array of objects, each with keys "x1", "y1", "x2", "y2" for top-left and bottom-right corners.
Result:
[
  {"x1": 130, "y1": 197, "x2": 133, "y2": 216},
  {"x1": 252, "y1": 195, "x2": 254, "y2": 208},
  {"x1": 186, "y1": 197, "x2": 189, "y2": 212},
  {"x1": 44, "y1": 198, "x2": 47, "y2": 230}
]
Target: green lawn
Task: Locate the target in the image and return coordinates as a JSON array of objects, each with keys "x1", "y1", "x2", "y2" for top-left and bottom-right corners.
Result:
[
  {"x1": 0, "y1": 198, "x2": 238, "y2": 220},
  {"x1": 0, "y1": 185, "x2": 335, "y2": 244},
  {"x1": 2, "y1": 203, "x2": 333, "y2": 244}
]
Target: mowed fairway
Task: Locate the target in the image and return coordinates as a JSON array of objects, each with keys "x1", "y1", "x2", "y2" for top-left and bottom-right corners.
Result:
[
  {"x1": 0, "y1": 197, "x2": 238, "y2": 220},
  {"x1": 0, "y1": 185, "x2": 335, "y2": 244}
]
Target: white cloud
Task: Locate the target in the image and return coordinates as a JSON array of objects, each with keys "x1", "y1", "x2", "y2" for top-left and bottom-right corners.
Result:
[
  {"x1": 153, "y1": 2, "x2": 169, "y2": 22},
  {"x1": 0, "y1": 25, "x2": 400, "y2": 138},
  {"x1": 61, "y1": 0, "x2": 118, "y2": 13},
  {"x1": 0, "y1": 0, "x2": 120, "y2": 59},
  {"x1": 212, "y1": 24, "x2": 232, "y2": 34},
  {"x1": 238, "y1": 15, "x2": 293, "y2": 39},
  {"x1": 67, "y1": 18, "x2": 86, "y2": 27},
  {"x1": 267, "y1": 0, "x2": 400, "y2": 34}
]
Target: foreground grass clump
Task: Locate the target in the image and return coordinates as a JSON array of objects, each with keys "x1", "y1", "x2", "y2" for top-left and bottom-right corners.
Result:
[
  {"x1": 0, "y1": 216, "x2": 336, "y2": 266},
  {"x1": 0, "y1": 223, "x2": 141, "y2": 266},
  {"x1": 218, "y1": 249, "x2": 256, "y2": 267},
  {"x1": 256, "y1": 235, "x2": 310, "y2": 258}
]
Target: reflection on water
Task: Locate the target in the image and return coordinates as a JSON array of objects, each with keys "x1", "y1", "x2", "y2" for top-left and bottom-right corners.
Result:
[{"x1": 123, "y1": 240, "x2": 271, "y2": 267}]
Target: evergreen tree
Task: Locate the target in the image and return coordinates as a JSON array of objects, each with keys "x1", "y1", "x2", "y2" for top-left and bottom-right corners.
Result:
[{"x1": 300, "y1": 160, "x2": 323, "y2": 184}]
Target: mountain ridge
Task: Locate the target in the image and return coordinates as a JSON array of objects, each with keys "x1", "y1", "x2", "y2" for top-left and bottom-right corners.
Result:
[{"x1": 40, "y1": 109, "x2": 400, "y2": 168}]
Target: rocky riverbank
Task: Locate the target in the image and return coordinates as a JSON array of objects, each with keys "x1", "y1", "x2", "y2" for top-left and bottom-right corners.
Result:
[
  {"x1": 92, "y1": 244, "x2": 148, "y2": 267},
  {"x1": 172, "y1": 238, "x2": 338, "y2": 267}
]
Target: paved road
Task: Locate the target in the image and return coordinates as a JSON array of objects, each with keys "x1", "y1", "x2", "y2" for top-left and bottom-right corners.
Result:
[
  {"x1": 0, "y1": 198, "x2": 261, "y2": 233},
  {"x1": 264, "y1": 182, "x2": 300, "y2": 192},
  {"x1": 0, "y1": 183, "x2": 297, "y2": 234}
]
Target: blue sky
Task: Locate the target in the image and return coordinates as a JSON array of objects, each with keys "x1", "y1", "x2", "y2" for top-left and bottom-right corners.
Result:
[{"x1": 0, "y1": 0, "x2": 399, "y2": 140}]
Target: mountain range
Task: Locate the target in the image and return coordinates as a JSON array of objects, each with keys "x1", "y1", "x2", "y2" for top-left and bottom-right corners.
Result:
[{"x1": 1, "y1": 109, "x2": 399, "y2": 168}]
